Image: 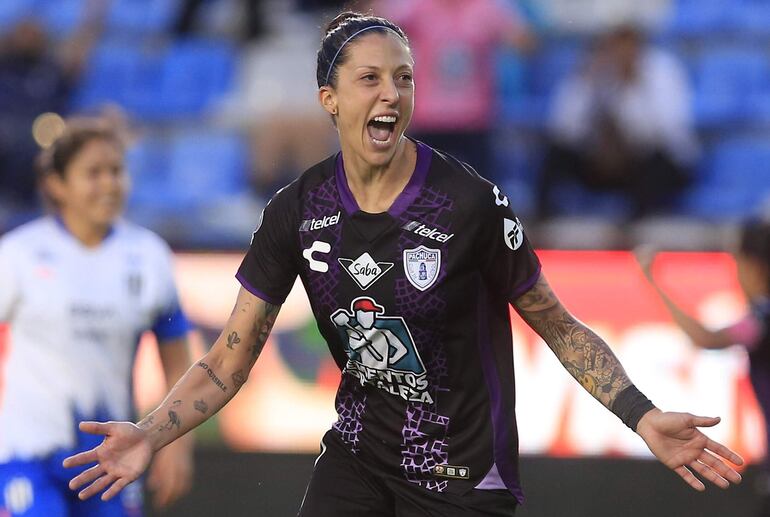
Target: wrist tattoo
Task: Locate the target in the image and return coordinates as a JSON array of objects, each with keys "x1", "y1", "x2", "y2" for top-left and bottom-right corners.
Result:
[{"x1": 231, "y1": 369, "x2": 246, "y2": 388}]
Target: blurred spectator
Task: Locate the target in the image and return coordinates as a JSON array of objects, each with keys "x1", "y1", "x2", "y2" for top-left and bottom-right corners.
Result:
[
  {"x1": 378, "y1": 0, "x2": 535, "y2": 183},
  {"x1": 538, "y1": 25, "x2": 699, "y2": 219},
  {"x1": 175, "y1": 0, "x2": 266, "y2": 41},
  {"x1": 219, "y1": 10, "x2": 335, "y2": 200},
  {"x1": 0, "y1": 5, "x2": 105, "y2": 217}
]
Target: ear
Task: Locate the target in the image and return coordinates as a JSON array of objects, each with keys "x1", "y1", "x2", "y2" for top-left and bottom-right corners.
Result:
[
  {"x1": 43, "y1": 173, "x2": 66, "y2": 206},
  {"x1": 318, "y1": 86, "x2": 338, "y2": 116}
]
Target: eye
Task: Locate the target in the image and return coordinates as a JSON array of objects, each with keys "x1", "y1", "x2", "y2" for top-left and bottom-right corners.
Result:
[
  {"x1": 399, "y1": 73, "x2": 413, "y2": 82},
  {"x1": 362, "y1": 73, "x2": 377, "y2": 82}
]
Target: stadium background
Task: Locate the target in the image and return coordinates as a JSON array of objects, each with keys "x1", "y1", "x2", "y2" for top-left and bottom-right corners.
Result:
[{"x1": 1, "y1": 0, "x2": 769, "y2": 515}]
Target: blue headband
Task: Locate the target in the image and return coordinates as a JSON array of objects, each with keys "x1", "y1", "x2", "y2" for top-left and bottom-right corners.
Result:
[{"x1": 324, "y1": 25, "x2": 401, "y2": 86}]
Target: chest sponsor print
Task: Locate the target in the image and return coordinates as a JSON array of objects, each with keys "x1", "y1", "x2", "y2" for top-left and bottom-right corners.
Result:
[
  {"x1": 338, "y1": 252, "x2": 393, "y2": 290},
  {"x1": 403, "y1": 245, "x2": 441, "y2": 291},
  {"x1": 331, "y1": 296, "x2": 433, "y2": 403}
]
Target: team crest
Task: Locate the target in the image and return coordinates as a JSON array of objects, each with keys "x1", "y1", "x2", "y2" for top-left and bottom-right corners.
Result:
[
  {"x1": 403, "y1": 245, "x2": 441, "y2": 291},
  {"x1": 331, "y1": 297, "x2": 432, "y2": 403}
]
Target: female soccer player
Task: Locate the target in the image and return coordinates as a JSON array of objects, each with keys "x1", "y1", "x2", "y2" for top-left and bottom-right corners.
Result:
[
  {"x1": 64, "y1": 13, "x2": 743, "y2": 516},
  {"x1": 0, "y1": 118, "x2": 194, "y2": 516},
  {"x1": 637, "y1": 221, "x2": 770, "y2": 517}
]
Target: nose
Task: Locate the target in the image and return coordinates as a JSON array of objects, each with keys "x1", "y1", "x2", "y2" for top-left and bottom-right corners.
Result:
[{"x1": 379, "y1": 77, "x2": 399, "y2": 105}]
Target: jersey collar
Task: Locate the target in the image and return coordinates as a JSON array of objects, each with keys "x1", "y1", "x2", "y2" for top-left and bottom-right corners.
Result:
[{"x1": 335, "y1": 139, "x2": 432, "y2": 217}]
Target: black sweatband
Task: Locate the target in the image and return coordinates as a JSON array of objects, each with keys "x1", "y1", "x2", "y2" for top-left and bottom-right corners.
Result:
[{"x1": 611, "y1": 385, "x2": 656, "y2": 432}]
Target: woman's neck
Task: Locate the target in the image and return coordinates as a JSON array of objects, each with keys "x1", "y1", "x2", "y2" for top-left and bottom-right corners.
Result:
[
  {"x1": 341, "y1": 138, "x2": 416, "y2": 213},
  {"x1": 57, "y1": 211, "x2": 111, "y2": 248}
]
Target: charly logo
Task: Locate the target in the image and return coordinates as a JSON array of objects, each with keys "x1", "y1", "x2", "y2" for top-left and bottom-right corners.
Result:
[
  {"x1": 331, "y1": 296, "x2": 432, "y2": 403},
  {"x1": 403, "y1": 245, "x2": 441, "y2": 291},
  {"x1": 492, "y1": 185, "x2": 509, "y2": 207},
  {"x1": 338, "y1": 252, "x2": 393, "y2": 290},
  {"x1": 302, "y1": 240, "x2": 331, "y2": 272},
  {"x1": 503, "y1": 218, "x2": 524, "y2": 251}
]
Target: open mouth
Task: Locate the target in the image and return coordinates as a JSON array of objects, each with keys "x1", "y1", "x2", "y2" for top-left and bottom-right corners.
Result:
[{"x1": 366, "y1": 115, "x2": 397, "y2": 146}]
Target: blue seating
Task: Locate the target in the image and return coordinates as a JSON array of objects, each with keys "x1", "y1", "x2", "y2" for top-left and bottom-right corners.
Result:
[
  {"x1": 662, "y1": 0, "x2": 733, "y2": 36},
  {"x1": 679, "y1": 139, "x2": 770, "y2": 219},
  {"x1": 39, "y1": 0, "x2": 84, "y2": 36},
  {"x1": 107, "y1": 0, "x2": 181, "y2": 35},
  {"x1": 692, "y1": 48, "x2": 770, "y2": 125},
  {"x1": 165, "y1": 131, "x2": 247, "y2": 206},
  {"x1": 157, "y1": 39, "x2": 236, "y2": 118},
  {"x1": 125, "y1": 136, "x2": 170, "y2": 208},
  {"x1": 0, "y1": 0, "x2": 35, "y2": 31}
]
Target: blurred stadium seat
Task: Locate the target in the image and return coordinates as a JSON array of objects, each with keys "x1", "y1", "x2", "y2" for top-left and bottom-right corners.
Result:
[
  {"x1": 0, "y1": 0, "x2": 34, "y2": 30},
  {"x1": 106, "y1": 0, "x2": 181, "y2": 36},
  {"x1": 692, "y1": 47, "x2": 770, "y2": 126},
  {"x1": 679, "y1": 138, "x2": 770, "y2": 219}
]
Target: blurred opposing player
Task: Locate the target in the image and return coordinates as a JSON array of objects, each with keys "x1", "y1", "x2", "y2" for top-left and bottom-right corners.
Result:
[
  {"x1": 638, "y1": 221, "x2": 770, "y2": 517},
  {"x1": 0, "y1": 118, "x2": 194, "y2": 516},
  {"x1": 64, "y1": 12, "x2": 742, "y2": 517}
]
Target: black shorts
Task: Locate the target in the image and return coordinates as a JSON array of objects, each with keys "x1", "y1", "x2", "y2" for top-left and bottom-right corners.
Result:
[{"x1": 297, "y1": 431, "x2": 518, "y2": 517}]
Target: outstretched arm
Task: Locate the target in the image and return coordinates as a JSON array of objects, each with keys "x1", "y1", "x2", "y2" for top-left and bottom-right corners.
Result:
[
  {"x1": 513, "y1": 273, "x2": 743, "y2": 490},
  {"x1": 635, "y1": 248, "x2": 735, "y2": 349},
  {"x1": 64, "y1": 287, "x2": 280, "y2": 501}
]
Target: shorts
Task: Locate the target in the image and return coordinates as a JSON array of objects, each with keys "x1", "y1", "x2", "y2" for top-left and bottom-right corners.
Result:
[
  {"x1": 298, "y1": 431, "x2": 517, "y2": 517},
  {"x1": 0, "y1": 453, "x2": 142, "y2": 517}
]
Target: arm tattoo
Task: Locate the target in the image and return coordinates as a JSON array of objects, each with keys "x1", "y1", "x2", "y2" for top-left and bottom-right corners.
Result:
[
  {"x1": 197, "y1": 360, "x2": 228, "y2": 392},
  {"x1": 248, "y1": 302, "x2": 280, "y2": 365},
  {"x1": 159, "y1": 409, "x2": 181, "y2": 431},
  {"x1": 193, "y1": 399, "x2": 208, "y2": 414},
  {"x1": 138, "y1": 415, "x2": 155, "y2": 429},
  {"x1": 514, "y1": 276, "x2": 632, "y2": 408},
  {"x1": 226, "y1": 331, "x2": 241, "y2": 350},
  {"x1": 231, "y1": 369, "x2": 246, "y2": 388}
]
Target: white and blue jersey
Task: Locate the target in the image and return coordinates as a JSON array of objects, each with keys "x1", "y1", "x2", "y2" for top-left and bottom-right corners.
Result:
[{"x1": 0, "y1": 217, "x2": 190, "y2": 516}]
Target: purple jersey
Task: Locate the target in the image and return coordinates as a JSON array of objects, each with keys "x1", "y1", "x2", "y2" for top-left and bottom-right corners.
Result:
[{"x1": 237, "y1": 141, "x2": 540, "y2": 502}]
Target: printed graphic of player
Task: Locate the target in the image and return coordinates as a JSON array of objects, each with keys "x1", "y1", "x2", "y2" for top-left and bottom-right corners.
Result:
[{"x1": 331, "y1": 297, "x2": 407, "y2": 370}]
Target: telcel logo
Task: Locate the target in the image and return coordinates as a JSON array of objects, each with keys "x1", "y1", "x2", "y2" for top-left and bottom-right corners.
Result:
[
  {"x1": 402, "y1": 221, "x2": 454, "y2": 243},
  {"x1": 300, "y1": 211, "x2": 341, "y2": 232}
]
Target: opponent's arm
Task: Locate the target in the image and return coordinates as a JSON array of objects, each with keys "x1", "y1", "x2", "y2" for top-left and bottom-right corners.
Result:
[
  {"x1": 513, "y1": 274, "x2": 631, "y2": 409},
  {"x1": 513, "y1": 272, "x2": 743, "y2": 491},
  {"x1": 636, "y1": 249, "x2": 734, "y2": 349},
  {"x1": 65, "y1": 287, "x2": 280, "y2": 500}
]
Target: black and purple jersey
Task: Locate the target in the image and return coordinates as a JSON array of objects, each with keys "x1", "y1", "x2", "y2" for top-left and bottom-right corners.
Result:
[{"x1": 237, "y1": 141, "x2": 541, "y2": 502}]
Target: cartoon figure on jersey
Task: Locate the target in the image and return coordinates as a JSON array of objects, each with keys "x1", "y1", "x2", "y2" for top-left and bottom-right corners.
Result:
[{"x1": 331, "y1": 297, "x2": 432, "y2": 403}]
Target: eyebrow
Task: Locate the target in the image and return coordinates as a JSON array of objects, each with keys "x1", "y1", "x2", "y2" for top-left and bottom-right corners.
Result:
[{"x1": 353, "y1": 64, "x2": 414, "y2": 71}]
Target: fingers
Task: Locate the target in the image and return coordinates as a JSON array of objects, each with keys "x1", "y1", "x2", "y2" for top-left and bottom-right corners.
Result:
[
  {"x1": 68, "y1": 464, "x2": 105, "y2": 491},
  {"x1": 706, "y1": 438, "x2": 745, "y2": 466},
  {"x1": 78, "y1": 474, "x2": 116, "y2": 501},
  {"x1": 690, "y1": 415, "x2": 720, "y2": 428},
  {"x1": 674, "y1": 465, "x2": 705, "y2": 492},
  {"x1": 102, "y1": 478, "x2": 131, "y2": 502},
  {"x1": 62, "y1": 449, "x2": 98, "y2": 469},
  {"x1": 78, "y1": 421, "x2": 112, "y2": 435},
  {"x1": 698, "y1": 450, "x2": 742, "y2": 485},
  {"x1": 689, "y1": 460, "x2": 729, "y2": 489}
]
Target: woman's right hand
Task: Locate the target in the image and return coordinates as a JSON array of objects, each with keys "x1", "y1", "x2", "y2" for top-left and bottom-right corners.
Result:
[{"x1": 63, "y1": 421, "x2": 154, "y2": 501}]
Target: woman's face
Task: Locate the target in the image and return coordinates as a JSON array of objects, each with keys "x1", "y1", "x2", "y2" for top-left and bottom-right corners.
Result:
[
  {"x1": 320, "y1": 32, "x2": 414, "y2": 168},
  {"x1": 47, "y1": 138, "x2": 128, "y2": 229},
  {"x1": 735, "y1": 251, "x2": 768, "y2": 301}
]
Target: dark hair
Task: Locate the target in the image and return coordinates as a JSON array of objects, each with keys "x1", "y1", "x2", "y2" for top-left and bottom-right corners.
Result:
[
  {"x1": 37, "y1": 117, "x2": 124, "y2": 180},
  {"x1": 316, "y1": 11, "x2": 409, "y2": 88}
]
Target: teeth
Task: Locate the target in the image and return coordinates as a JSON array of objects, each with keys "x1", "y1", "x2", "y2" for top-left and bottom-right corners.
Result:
[{"x1": 372, "y1": 115, "x2": 397, "y2": 123}]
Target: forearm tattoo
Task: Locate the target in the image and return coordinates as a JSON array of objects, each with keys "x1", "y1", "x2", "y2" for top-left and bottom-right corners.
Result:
[
  {"x1": 226, "y1": 331, "x2": 241, "y2": 350},
  {"x1": 197, "y1": 361, "x2": 228, "y2": 392},
  {"x1": 514, "y1": 276, "x2": 631, "y2": 408},
  {"x1": 193, "y1": 399, "x2": 208, "y2": 414}
]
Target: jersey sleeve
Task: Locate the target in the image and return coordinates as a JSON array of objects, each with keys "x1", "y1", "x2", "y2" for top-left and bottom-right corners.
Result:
[
  {"x1": 236, "y1": 190, "x2": 299, "y2": 305},
  {"x1": 474, "y1": 184, "x2": 541, "y2": 303},
  {"x1": 0, "y1": 238, "x2": 19, "y2": 322},
  {"x1": 150, "y1": 237, "x2": 191, "y2": 343}
]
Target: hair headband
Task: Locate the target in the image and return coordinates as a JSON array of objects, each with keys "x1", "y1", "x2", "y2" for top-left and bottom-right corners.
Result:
[{"x1": 324, "y1": 25, "x2": 401, "y2": 86}]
